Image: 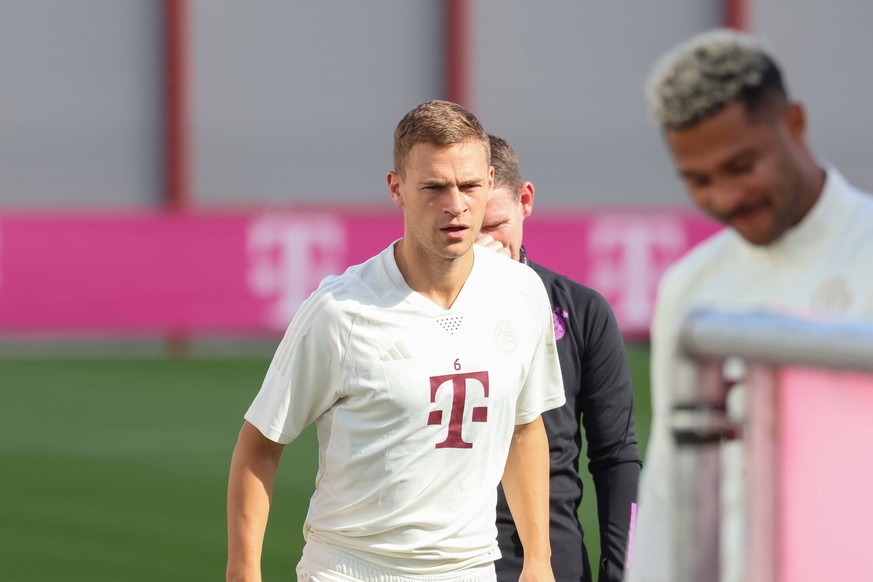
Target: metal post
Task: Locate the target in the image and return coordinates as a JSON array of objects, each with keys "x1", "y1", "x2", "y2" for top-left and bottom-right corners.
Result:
[
  {"x1": 165, "y1": 0, "x2": 191, "y2": 213},
  {"x1": 164, "y1": 0, "x2": 192, "y2": 357},
  {"x1": 445, "y1": 0, "x2": 471, "y2": 108},
  {"x1": 671, "y1": 360, "x2": 735, "y2": 581},
  {"x1": 725, "y1": 0, "x2": 751, "y2": 31}
]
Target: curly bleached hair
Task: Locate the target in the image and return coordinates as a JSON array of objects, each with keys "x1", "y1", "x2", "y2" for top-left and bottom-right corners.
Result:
[{"x1": 646, "y1": 29, "x2": 789, "y2": 130}]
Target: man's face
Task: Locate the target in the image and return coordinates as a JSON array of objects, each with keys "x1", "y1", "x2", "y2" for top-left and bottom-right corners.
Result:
[
  {"x1": 665, "y1": 100, "x2": 809, "y2": 246},
  {"x1": 387, "y1": 139, "x2": 493, "y2": 263},
  {"x1": 480, "y1": 185, "x2": 526, "y2": 261}
]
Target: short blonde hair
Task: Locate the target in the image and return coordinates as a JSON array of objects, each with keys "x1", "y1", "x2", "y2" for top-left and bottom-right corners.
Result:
[
  {"x1": 646, "y1": 29, "x2": 788, "y2": 130},
  {"x1": 393, "y1": 100, "x2": 490, "y2": 176}
]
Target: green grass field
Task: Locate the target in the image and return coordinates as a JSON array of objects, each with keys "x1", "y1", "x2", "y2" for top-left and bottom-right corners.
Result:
[{"x1": 0, "y1": 344, "x2": 650, "y2": 581}]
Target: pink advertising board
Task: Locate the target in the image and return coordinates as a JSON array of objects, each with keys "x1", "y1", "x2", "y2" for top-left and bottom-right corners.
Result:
[
  {"x1": 777, "y1": 367, "x2": 873, "y2": 581},
  {"x1": 0, "y1": 209, "x2": 719, "y2": 337}
]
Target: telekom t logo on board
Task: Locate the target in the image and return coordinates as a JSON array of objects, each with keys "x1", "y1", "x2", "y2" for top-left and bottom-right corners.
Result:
[
  {"x1": 247, "y1": 215, "x2": 346, "y2": 330},
  {"x1": 588, "y1": 216, "x2": 688, "y2": 331},
  {"x1": 428, "y1": 371, "x2": 489, "y2": 449}
]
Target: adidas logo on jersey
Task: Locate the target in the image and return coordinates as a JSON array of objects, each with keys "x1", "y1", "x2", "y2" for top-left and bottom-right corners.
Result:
[{"x1": 380, "y1": 340, "x2": 412, "y2": 361}]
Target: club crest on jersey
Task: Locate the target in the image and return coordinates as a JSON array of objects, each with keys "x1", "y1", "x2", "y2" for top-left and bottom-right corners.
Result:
[
  {"x1": 810, "y1": 276, "x2": 852, "y2": 314},
  {"x1": 553, "y1": 306, "x2": 568, "y2": 340},
  {"x1": 493, "y1": 320, "x2": 518, "y2": 353}
]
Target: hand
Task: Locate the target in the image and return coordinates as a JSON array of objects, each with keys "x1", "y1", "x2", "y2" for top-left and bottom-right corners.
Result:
[
  {"x1": 475, "y1": 233, "x2": 511, "y2": 258},
  {"x1": 518, "y1": 560, "x2": 555, "y2": 582}
]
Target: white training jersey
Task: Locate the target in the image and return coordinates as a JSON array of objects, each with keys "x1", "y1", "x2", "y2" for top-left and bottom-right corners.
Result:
[
  {"x1": 246, "y1": 243, "x2": 565, "y2": 575},
  {"x1": 629, "y1": 167, "x2": 873, "y2": 582}
]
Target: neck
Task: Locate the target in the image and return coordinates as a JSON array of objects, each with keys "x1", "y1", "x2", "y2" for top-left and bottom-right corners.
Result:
[
  {"x1": 394, "y1": 240, "x2": 474, "y2": 309},
  {"x1": 794, "y1": 162, "x2": 827, "y2": 226}
]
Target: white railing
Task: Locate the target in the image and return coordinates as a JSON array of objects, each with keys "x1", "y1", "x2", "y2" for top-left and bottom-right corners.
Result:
[{"x1": 674, "y1": 309, "x2": 873, "y2": 582}]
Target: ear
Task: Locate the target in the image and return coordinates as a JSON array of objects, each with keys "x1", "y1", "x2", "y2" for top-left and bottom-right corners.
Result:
[
  {"x1": 783, "y1": 102, "x2": 807, "y2": 143},
  {"x1": 486, "y1": 166, "x2": 495, "y2": 201},
  {"x1": 387, "y1": 171, "x2": 404, "y2": 208},
  {"x1": 519, "y1": 181, "x2": 535, "y2": 219}
]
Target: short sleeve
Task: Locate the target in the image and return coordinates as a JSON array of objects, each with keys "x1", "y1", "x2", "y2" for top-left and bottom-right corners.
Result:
[
  {"x1": 245, "y1": 288, "x2": 346, "y2": 444},
  {"x1": 514, "y1": 273, "x2": 566, "y2": 424}
]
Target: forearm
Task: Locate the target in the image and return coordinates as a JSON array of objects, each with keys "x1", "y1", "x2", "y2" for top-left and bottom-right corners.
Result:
[
  {"x1": 594, "y1": 461, "x2": 642, "y2": 582},
  {"x1": 501, "y1": 416, "x2": 553, "y2": 580},
  {"x1": 576, "y1": 295, "x2": 642, "y2": 580},
  {"x1": 227, "y1": 422, "x2": 284, "y2": 582}
]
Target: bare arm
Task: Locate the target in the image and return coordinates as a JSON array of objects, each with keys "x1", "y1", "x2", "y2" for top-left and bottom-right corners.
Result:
[
  {"x1": 226, "y1": 421, "x2": 285, "y2": 582},
  {"x1": 501, "y1": 416, "x2": 554, "y2": 582}
]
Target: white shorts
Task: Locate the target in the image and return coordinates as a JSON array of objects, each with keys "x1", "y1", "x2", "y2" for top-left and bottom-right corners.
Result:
[{"x1": 296, "y1": 541, "x2": 497, "y2": 582}]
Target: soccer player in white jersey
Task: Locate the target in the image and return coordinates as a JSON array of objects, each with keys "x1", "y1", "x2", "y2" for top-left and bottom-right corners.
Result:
[
  {"x1": 628, "y1": 30, "x2": 873, "y2": 582},
  {"x1": 226, "y1": 100, "x2": 566, "y2": 582}
]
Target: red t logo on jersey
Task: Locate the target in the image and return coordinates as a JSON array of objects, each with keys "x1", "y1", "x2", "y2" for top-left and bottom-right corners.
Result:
[{"x1": 427, "y1": 371, "x2": 489, "y2": 449}]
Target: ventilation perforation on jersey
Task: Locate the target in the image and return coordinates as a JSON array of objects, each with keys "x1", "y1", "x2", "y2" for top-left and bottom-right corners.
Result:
[{"x1": 434, "y1": 314, "x2": 464, "y2": 335}]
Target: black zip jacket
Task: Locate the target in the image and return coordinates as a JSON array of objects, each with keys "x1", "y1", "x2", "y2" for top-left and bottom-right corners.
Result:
[{"x1": 496, "y1": 251, "x2": 642, "y2": 582}]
